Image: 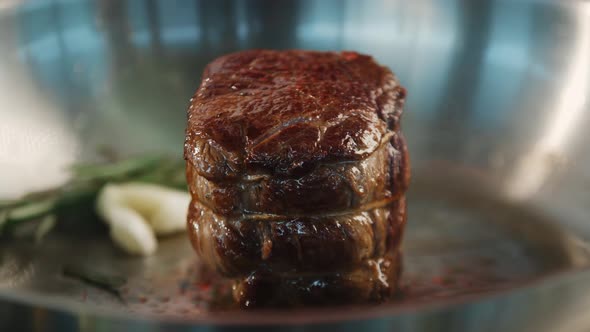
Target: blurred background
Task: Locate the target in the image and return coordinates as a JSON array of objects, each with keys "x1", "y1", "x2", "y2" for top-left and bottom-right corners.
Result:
[
  {"x1": 1, "y1": 0, "x2": 590, "y2": 331},
  {"x1": 1, "y1": 0, "x2": 589, "y2": 202}
]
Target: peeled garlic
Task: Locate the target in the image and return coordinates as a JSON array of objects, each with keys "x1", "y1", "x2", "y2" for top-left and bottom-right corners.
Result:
[{"x1": 96, "y1": 183, "x2": 190, "y2": 255}]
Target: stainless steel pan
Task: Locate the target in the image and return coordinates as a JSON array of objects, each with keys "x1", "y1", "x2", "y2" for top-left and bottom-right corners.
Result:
[{"x1": 1, "y1": 0, "x2": 590, "y2": 331}]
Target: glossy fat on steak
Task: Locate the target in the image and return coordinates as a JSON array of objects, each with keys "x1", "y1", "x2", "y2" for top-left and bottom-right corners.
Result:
[{"x1": 184, "y1": 50, "x2": 409, "y2": 308}]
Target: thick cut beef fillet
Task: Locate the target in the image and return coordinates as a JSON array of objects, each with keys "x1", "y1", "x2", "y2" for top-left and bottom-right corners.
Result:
[{"x1": 185, "y1": 50, "x2": 409, "y2": 307}]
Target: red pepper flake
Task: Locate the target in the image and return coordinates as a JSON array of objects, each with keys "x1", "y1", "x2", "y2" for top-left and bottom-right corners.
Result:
[
  {"x1": 432, "y1": 276, "x2": 455, "y2": 286},
  {"x1": 198, "y1": 282, "x2": 211, "y2": 291},
  {"x1": 431, "y1": 276, "x2": 444, "y2": 286},
  {"x1": 139, "y1": 296, "x2": 148, "y2": 303}
]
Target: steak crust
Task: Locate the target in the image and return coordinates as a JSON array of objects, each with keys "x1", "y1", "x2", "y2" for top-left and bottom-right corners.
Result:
[
  {"x1": 232, "y1": 252, "x2": 402, "y2": 308},
  {"x1": 184, "y1": 50, "x2": 409, "y2": 307},
  {"x1": 186, "y1": 132, "x2": 409, "y2": 216},
  {"x1": 184, "y1": 50, "x2": 406, "y2": 179},
  {"x1": 187, "y1": 198, "x2": 406, "y2": 277}
]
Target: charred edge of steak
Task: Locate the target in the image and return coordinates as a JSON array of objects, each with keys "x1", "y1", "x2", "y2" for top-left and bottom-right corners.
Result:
[
  {"x1": 187, "y1": 198, "x2": 407, "y2": 277},
  {"x1": 232, "y1": 251, "x2": 402, "y2": 308}
]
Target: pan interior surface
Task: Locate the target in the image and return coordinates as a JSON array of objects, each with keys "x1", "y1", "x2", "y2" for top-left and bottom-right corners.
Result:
[
  {"x1": 1, "y1": 0, "x2": 590, "y2": 330},
  {"x1": 0, "y1": 169, "x2": 588, "y2": 323}
]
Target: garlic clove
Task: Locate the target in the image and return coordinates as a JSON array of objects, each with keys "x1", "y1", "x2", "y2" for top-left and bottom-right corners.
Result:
[
  {"x1": 149, "y1": 191, "x2": 191, "y2": 235},
  {"x1": 95, "y1": 182, "x2": 189, "y2": 255},
  {"x1": 108, "y1": 207, "x2": 157, "y2": 255}
]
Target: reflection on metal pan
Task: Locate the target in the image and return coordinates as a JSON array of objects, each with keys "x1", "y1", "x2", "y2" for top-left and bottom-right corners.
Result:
[{"x1": 1, "y1": 0, "x2": 590, "y2": 331}]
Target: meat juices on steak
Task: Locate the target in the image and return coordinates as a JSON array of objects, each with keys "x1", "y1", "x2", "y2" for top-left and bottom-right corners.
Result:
[{"x1": 184, "y1": 50, "x2": 409, "y2": 307}]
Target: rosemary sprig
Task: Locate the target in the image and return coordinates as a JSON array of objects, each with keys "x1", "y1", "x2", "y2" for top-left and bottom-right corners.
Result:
[{"x1": 0, "y1": 155, "x2": 186, "y2": 237}]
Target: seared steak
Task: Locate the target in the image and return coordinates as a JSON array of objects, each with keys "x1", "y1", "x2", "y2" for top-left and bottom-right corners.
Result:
[
  {"x1": 184, "y1": 50, "x2": 406, "y2": 179},
  {"x1": 232, "y1": 252, "x2": 402, "y2": 307},
  {"x1": 186, "y1": 131, "x2": 409, "y2": 216},
  {"x1": 188, "y1": 198, "x2": 406, "y2": 277},
  {"x1": 185, "y1": 50, "x2": 409, "y2": 307}
]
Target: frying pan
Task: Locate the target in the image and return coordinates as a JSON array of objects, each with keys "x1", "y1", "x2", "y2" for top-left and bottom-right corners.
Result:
[{"x1": 1, "y1": 0, "x2": 590, "y2": 331}]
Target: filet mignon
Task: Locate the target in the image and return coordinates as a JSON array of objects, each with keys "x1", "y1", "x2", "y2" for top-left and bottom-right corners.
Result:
[{"x1": 185, "y1": 50, "x2": 409, "y2": 307}]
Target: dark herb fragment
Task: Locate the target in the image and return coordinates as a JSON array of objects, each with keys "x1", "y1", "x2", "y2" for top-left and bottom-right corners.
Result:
[{"x1": 62, "y1": 264, "x2": 127, "y2": 298}]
